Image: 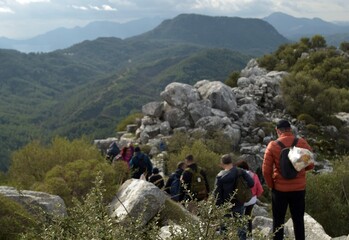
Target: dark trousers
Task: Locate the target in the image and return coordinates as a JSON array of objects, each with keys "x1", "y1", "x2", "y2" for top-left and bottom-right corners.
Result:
[
  {"x1": 272, "y1": 189, "x2": 305, "y2": 240},
  {"x1": 244, "y1": 204, "x2": 254, "y2": 234}
]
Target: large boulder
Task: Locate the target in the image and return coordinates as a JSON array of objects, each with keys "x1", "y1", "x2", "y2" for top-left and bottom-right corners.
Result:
[
  {"x1": 160, "y1": 82, "x2": 200, "y2": 108},
  {"x1": 195, "y1": 80, "x2": 237, "y2": 113},
  {"x1": 0, "y1": 186, "x2": 67, "y2": 217},
  {"x1": 285, "y1": 213, "x2": 332, "y2": 240},
  {"x1": 109, "y1": 179, "x2": 167, "y2": 225},
  {"x1": 163, "y1": 104, "x2": 191, "y2": 128},
  {"x1": 252, "y1": 213, "x2": 334, "y2": 240},
  {"x1": 142, "y1": 101, "x2": 164, "y2": 118}
]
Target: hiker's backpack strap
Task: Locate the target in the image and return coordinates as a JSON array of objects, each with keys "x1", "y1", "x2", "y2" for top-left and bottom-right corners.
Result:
[{"x1": 275, "y1": 137, "x2": 298, "y2": 149}]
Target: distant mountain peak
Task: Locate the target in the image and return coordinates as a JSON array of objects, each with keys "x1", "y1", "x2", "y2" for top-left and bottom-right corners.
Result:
[
  {"x1": 264, "y1": 12, "x2": 349, "y2": 39},
  {"x1": 134, "y1": 13, "x2": 288, "y2": 55}
]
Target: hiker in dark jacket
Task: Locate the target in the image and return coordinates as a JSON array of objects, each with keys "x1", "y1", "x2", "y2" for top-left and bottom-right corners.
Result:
[
  {"x1": 105, "y1": 141, "x2": 120, "y2": 163},
  {"x1": 181, "y1": 155, "x2": 209, "y2": 201},
  {"x1": 213, "y1": 154, "x2": 254, "y2": 240},
  {"x1": 129, "y1": 147, "x2": 153, "y2": 179},
  {"x1": 164, "y1": 161, "x2": 186, "y2": 201},
  {"x1": 149, "y1": 167, "x2": 164, "y2": 189}
]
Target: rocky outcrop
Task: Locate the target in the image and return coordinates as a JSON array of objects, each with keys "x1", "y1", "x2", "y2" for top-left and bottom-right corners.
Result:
[
  {"x1": 109, "y1": 179, "x2": 167, "y2": 225},
  {"x1": 0, "y1": 186, "x2": 66, "y2": 217},
  {"x1": 130, "y1": 59, "x2": 293, "y2": 173}
]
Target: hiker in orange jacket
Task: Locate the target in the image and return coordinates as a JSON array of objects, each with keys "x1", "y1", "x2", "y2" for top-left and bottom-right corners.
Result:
[{"x1": 262, "y1": 119, "x2": 314, "y2": 240}]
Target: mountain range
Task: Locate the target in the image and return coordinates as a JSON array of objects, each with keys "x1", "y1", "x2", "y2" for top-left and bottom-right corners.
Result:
[
  {"x1": 0, "y1": 17, "x2": 164, "y2": 53},
  {"x1": 263, "y1": 12, "x2": 349, "y2": 45},
  {"x1": 2, "y1": 12, "x2": 349, "y2": 53},
  {"x1": 0, "y1": 13, "x2": 288, "y2": 171}
]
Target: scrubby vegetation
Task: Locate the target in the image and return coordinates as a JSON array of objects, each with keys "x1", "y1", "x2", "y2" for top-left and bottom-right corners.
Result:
[
  {"x1": 306, "y1": 158, "x2": 349, "y2": 237},
  {"x1": 258, "y1": 35, "x2": 349, "y2": 157},
  {"x1": 1, "y1": 34, "x2": 349, "y2": 239},
  {"x1": 258, "y1": 35, "x2": 349, "y2": 121},
  {"x1": 0, "y1": 194, "x2": 38, "y2": 239},
  {"x1": 5, "y1": 137, "x2": 128, "y2": 206}
]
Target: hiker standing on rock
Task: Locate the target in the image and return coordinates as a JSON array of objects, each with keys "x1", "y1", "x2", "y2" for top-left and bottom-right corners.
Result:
[{"x1": 262, "y1": 119, "x2": 314, "y2": 240}]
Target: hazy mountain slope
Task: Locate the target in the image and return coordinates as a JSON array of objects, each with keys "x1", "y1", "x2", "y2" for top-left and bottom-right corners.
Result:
[
  {"x1": 264, "y1": 12, "x2": 349, "y2": 40},
  {"x1": 0, "y1": 17, "x2": 164, "y2": 53},
  {"x1": 132, "y1": 13, "x2": 289, "y2": 55}
]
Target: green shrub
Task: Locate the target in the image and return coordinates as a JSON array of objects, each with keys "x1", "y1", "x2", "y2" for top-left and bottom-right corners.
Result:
[
  {"x1": 204, "y1": 131, "x2": 234, "y2": 154},
  {"x1": 0, "y1": 194, "x2": 38, "y2": 239},
  {"x1": 305, "y1": 124, "x2": 319, "y2": 134},
  {"x1": 305, "y1": 158, "x2": 349, "y2": 237},
  {"x1": 297, "y1": 114, "x2": 315, "y2": 125},
  {"x1": 167, "y1": 131, "x2": 195, "y2": 154},
  {"x1": 320, "y1": 115, "x2": 343, "y2": 129},
  {"x1": 116, "y1": 112, "x2": 143, "y2": 132},
  {"x1": 8, "y1": 137, "x2": 102, "y2": 189},
  {"x1": 224, "y1": 71, "x2": 240, "y2": 88},
  {"x1": 34, "y1": 159, "x2": 121, "y2": 206},
  {"x1": 167, "y1": 140, "x2": 221, "y2": 191},
  {"x1": 256, "y1": 121, "x2": 275, "y2": 136}
]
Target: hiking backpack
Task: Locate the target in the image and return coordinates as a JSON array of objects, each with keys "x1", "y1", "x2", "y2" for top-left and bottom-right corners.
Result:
[
  {"x1": 276, "y1": 137, "x2": 299, "y2": 179},
  {"x1": 170, "y1": 173, "x2": 181, "y2": 201},
  {"x1": 234, "y1": 168, "x2": 253, "y2": 203},
  {"x1": 137, "y1": 154, "x2": 147, "y2": 173},
  {"x1": 185, "y1": 167, "x2": 208, "y2": 201}
]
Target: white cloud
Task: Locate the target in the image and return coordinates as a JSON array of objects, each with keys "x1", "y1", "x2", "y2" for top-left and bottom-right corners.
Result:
[
  {"x1": 15, "y1": 0, "x2": 50, "y2": 4},
  {"x1": 0, "y1": 6, "x2": 14, "y2": 13},
  {"x1": 101, "y1": 4, "x2": 117, "y2": 11},
  {"x1": 71, "y1": 5, "x2": 88, "y2": 11},
  {"x1": 88, "y1": 4, "x2": 117, "y2": 11}
]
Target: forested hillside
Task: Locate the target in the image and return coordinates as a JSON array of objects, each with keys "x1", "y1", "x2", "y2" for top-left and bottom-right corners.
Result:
[
  {"x1": 135, "y1": 13, "x2": 288, "y2": 55},
  {"x1": 0, "y1": 13, "x2": 293, "y2": 171}
]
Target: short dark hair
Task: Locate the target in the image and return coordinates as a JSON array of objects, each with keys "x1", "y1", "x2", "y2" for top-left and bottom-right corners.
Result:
[
  {"x1": 134, "y1": 146, "x2": 141, "y2": 152},
  {"x1": 276, "y1": 119, "x2": 291, "y2": 130},
  {"x1": 221, "y1": 154, "x2": 232, "y2": 165},
  {"x1": 185, "y1": 154, "x2": 193, "y2": 161},
  {"x1": 235, "y1": 160, "x2": 250, "y2": 170},
  {"x1": 177, "y1": 161, "x2": 185, "y2": 169},
  {"x1": 152, "y1": 167, "x2": 159, "y2": 174}
]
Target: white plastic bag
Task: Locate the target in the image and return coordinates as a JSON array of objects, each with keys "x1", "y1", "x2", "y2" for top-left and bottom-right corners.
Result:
[{"x1": 288, "y1": 146, "x2": 314, "y2": 171}]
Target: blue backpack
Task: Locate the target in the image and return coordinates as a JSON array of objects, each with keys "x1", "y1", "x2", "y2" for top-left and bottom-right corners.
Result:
[{"x1": 170, "y1": 174, "x2": 181, "y2": 201}]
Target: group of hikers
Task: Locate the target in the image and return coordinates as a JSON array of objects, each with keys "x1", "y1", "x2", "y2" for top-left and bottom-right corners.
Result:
[{"x1": 105, "y1": 119, "x2": 314, "y2": 240}]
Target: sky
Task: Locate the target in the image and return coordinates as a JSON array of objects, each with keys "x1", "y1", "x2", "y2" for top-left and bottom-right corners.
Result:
[{"x1": 1, "y1": 0, "x2": 349, "y2": 39}]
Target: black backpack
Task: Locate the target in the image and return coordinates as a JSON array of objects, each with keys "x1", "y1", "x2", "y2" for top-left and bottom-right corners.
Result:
[{"x1": 276, "y1": 137, "x2": 299, "y2": 179}]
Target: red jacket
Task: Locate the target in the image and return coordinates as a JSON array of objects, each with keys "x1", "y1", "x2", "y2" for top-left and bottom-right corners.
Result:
[{"x1": 262, "y1": 132, "x2": 314, "y2": 192}]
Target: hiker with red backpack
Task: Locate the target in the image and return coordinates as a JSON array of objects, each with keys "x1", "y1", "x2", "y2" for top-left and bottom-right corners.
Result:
[{"x1": 262, "y1": 119, "x2": 314, "y2": 240}]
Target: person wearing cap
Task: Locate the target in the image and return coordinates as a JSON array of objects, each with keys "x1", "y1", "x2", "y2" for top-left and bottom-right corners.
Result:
[{"x1": 262, "y1": 119, "x2": 314, "y2": 240}]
